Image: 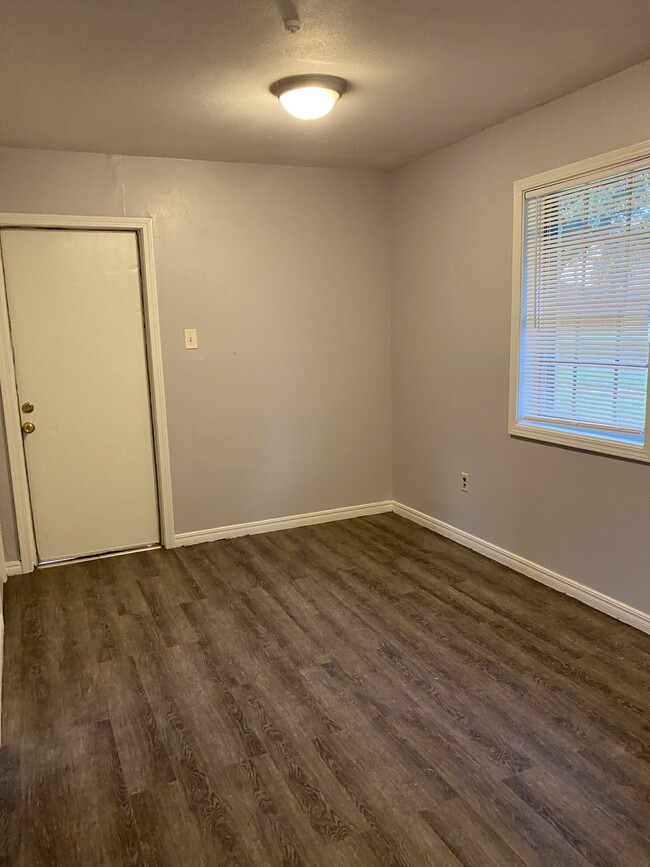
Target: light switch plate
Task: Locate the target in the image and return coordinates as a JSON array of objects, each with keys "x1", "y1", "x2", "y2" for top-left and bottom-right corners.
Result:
[{"x1": 184, "y1": 328, "x2": 198, "y2": 350}]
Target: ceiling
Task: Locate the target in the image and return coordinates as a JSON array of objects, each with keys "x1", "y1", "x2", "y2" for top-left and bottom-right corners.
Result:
[{"x1": 2, "y1": 0, "x2": 650, "y2": 170}]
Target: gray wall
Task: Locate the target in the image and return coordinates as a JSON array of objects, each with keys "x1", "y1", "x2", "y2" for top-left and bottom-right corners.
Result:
[
  {"x1": 392, "y1": 60, "x2": 650, "y2": 615},
  {"x1": 0, "y1": 148, "x2": 393, "y2": 559}
]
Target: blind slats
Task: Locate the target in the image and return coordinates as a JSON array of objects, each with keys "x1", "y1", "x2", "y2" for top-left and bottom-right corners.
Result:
[{"x1": 519, "y1": 164, "x2": 650, "y2": 443}]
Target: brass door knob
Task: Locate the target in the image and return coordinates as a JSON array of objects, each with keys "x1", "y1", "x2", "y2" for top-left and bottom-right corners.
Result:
[
  {"x1": 22, "y1": 402, "x2": 34, "y2": 413},
  {"x1": 22, "y1": 421, "x2": 35, "y2": 434}
]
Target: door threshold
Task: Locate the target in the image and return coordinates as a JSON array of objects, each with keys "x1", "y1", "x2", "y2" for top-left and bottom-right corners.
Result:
[{"x1": 37, "y1": 542, "x2": 161, "y2": 569}]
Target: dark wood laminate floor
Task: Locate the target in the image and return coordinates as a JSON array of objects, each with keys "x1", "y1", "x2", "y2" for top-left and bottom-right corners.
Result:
[{"x1": 1, "y1": 513, "x2": 650, "y2": 866}]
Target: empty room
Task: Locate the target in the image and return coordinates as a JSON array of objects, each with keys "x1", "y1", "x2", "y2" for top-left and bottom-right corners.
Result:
[{"x1": 1, "y1": 1, "x2": 649, "y2": 864}]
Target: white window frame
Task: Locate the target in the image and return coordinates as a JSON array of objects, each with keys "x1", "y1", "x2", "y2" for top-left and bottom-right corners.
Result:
[{"x1": 509, "y1": 140, "x2": 650, "y2": 463}]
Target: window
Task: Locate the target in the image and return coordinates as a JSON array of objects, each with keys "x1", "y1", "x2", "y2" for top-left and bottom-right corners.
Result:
[{"x1": 509, "y1": 143, "x2": 650, "y2": 462}]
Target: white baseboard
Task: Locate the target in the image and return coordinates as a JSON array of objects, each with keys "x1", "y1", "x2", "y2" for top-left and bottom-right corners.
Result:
[
  {"x1": 393, "y1": 501, "x2": 650, "y2": 636},
  {"x1": 6, "y1": 499, "x2": 647, "y2": 636},
  {"x1": 174, "y1": 500, "x2": 394, "y2": 548}
]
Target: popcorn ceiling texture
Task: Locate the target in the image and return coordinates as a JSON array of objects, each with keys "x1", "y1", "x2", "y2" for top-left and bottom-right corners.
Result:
[{"x1": 2, "y1": 0, "x2": 650, "y2": 168}]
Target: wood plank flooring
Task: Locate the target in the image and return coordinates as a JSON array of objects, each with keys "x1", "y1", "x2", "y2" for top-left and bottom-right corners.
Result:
[{"x1": 1, "y1": 513, "x2": 649, "y2": 866}]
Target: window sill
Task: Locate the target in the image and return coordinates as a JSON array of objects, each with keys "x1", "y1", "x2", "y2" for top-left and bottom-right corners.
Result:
[{"x1": 508, "y1": 422, "x2": 650, "y2": 463}]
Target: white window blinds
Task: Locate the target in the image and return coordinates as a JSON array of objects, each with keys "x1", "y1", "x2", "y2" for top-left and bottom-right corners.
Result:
[{"x1": 517, "y1": 164, "x2": 650, "y2": 450}]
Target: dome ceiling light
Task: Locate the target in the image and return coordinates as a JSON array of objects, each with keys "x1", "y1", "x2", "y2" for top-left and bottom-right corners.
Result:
[{"x1": 270, "y1": 74, "x2": 349, "y2": 120}]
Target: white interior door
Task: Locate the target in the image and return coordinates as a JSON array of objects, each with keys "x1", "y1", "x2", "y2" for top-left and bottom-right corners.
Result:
[{"x1": 1, "y1": 228, "x2": 159, "y2": 563}]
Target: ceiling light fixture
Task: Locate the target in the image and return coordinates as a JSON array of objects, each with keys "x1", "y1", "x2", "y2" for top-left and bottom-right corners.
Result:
[{"x1": 270, "y1": 74, "x2": 349, "y2": 120}]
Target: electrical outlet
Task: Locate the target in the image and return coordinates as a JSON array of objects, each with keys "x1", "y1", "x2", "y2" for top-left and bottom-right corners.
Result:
[{"x1": 461, "y1": 472, "x2": 469, "y2": 492}]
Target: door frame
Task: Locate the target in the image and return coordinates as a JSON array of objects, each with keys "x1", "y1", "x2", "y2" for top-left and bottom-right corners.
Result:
[{"x1": 0, "y1": 213, "x2": 175, "y2": 573}]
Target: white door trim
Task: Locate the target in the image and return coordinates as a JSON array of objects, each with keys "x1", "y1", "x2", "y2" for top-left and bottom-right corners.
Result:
[
  {"x1": 0, "y1": 213, "x2": 174, "y2": 573},
  {"x1": 0, "y1": 520, "x2": 6, "y2": 744}
]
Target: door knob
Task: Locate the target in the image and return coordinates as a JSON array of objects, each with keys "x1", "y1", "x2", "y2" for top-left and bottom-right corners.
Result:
[
  {"x1": 22, "y1": 421, "x2": 36, "y2": 434},
  {"x1": 22, "y1": 402, "x2": 34, "y2": 413}
]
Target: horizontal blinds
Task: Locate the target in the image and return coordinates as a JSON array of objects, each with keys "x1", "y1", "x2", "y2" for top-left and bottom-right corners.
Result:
[{"x1": 520, "y1": 165, "x2": 650, "y2": 439}]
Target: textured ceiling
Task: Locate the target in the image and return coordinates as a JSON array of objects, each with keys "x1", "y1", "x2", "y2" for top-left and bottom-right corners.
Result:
[{"x1": 2, "y1": 0, "x2": 650, "y2": 169}]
